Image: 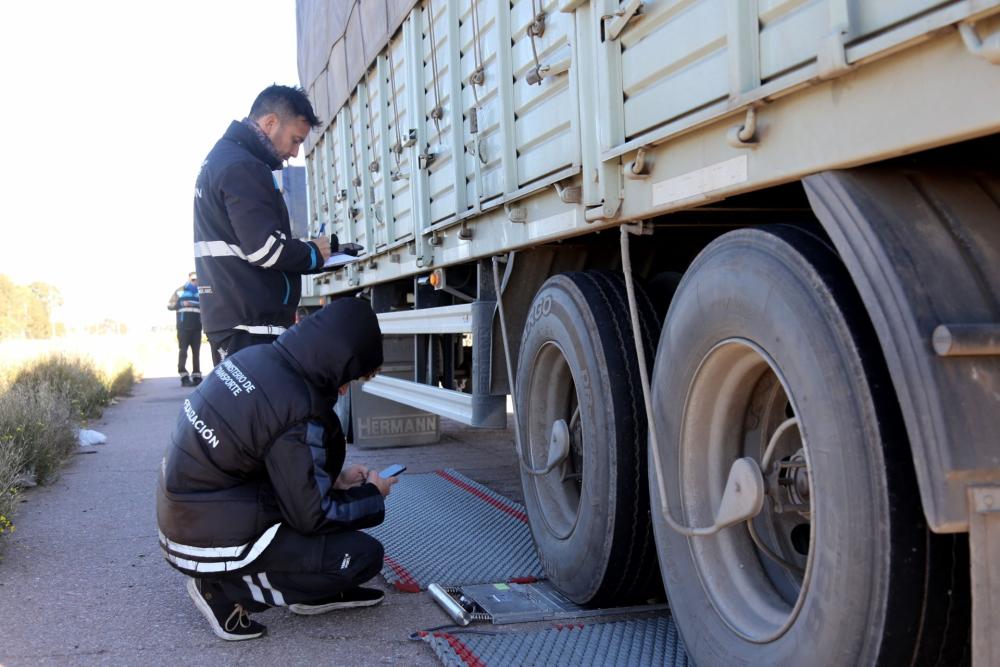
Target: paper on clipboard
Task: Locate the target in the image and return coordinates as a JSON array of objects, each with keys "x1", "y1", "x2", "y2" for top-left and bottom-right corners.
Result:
[{"x1": 323, "y1": 252, "x2": 361, "y2": 269}]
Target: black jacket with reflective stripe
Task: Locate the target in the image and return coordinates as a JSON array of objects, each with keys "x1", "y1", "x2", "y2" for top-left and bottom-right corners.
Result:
[
  {"x1": 193, "y1": 120, "x2": 322, "y2": 335},
  {"x1": 156, "y1": 299, "x2": 385, "y2": 575}
]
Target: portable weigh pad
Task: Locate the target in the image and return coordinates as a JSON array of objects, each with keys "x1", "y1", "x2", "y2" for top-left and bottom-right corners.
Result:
[
  {"x1": 366, "y1": 469, "x2": 544, "y2": 591},
  {"x1": 428, "y1": 581, "x2": 668, "y2": 626},
  {"x1": 417, "y1": 616, "x2": 690, "y2": 667}
]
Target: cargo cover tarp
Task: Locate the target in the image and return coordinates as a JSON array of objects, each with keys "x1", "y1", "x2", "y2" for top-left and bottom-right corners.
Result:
[{"x1": 296, "y1": 0, "x2": 419, "y2": 154}]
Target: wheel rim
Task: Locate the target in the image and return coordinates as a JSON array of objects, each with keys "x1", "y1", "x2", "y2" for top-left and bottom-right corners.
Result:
[
  {"x1": 674, "y1": 338, "x2": 815, "y2": 642},
  {"x1": 524, "y1": 341, "x2": 584, "y2": 539}
]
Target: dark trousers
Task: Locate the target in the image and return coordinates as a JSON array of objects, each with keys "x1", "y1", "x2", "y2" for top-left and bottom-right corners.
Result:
[
  {"x1": 201, "y1": 527, "x2": 384, "y2": 611},
  {"x1": 207, "y1": 331, "x2": 278, "y2": 366},
  {"x1": 177, "y1": 328, "x2": 202, "y2": 376}
]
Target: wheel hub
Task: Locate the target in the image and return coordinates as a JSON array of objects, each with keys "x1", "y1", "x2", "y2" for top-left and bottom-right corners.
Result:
[
  {"x1": 669, "y1": 339, "x2": 815, "y2": 643},
  {"x1": 523, "y1": 342, "x2": 584, "y2": 539},
  {"x1": 767, "y1": 449, "x2": 811, "y2": 516}
]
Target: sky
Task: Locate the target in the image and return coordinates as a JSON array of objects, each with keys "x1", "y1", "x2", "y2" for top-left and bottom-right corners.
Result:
[{"x1": 0, "y1": 1, "x2": 304, "y2": 330}]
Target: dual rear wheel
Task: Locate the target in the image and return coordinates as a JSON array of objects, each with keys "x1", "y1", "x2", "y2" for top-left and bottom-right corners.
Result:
[{"x1": 516, "y1": 227, "x2": 968, "y2": 663}]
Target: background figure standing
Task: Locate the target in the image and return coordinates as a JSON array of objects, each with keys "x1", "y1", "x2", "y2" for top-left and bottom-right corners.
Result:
[{"x1": 167, "y1": 272, "x2": 202, "y2": 386}]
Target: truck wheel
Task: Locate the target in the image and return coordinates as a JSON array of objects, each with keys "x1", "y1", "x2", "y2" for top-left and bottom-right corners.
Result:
[
  {"x1": 516, "y1": 271, "x2": 661, "y2": 605},
  {"x1": 649, "y1": 226, "x2": 968, "y2": 664}
]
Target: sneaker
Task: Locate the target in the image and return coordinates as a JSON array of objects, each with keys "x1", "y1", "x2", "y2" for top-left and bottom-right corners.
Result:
[
  {"x1": 180, "y1": 374, "x2": 192, "y2": 387},
  {"x1": 186, "y1": 577, "x2": 267, "y2": 641},
  {"x1": 288, "y1": 586, "x2": 385, "y2": 616},
  {"x1": 191, "y1": 373, "x2": 203, "y2": 386}
]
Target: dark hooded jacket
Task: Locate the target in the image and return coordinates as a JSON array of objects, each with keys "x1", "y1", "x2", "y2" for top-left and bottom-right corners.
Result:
[
  {"x1": 156, "y1": 298, "x2": 384, "y2": 576},
  {"x1": 193, "y1": 120, "x2": 324, "y2": 335}
]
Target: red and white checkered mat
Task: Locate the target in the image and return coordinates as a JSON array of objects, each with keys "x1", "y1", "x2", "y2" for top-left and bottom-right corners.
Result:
[{"x1": 366, "y1": 469, "x2": 544, "y2": 592}]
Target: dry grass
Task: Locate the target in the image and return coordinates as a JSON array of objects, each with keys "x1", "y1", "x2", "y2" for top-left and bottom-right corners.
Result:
[
  {"x1": 12, "y1": 356, "x2": 110, "y2": 420},
  {"x1": 0, "y1": 350, "x2": 142, "y2": 548},
  {"x1": 0, "y1": 383, "x2": 78, "y2": 543},
  {"x1": 0, "y1": 383, "x2": 77, "y2": 484},
  {"x1": 0, "y1": 330, "x2": 178, "y2": 549}
]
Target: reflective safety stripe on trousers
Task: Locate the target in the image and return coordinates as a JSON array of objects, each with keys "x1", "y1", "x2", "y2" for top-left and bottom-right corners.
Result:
[
  {"x1": 258, "y1": 573, "x2": 286, "y2": 606},
  {"x1": 241, "y1": 573, "x2": 285, "y2": 606}
]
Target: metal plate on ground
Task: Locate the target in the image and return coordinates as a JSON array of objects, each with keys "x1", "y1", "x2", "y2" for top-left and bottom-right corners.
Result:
[
  {"x1": 418, "y1": 616, "x2": 690, "y2": 667},
  {"x1": 436, "y1": 580, "x2": 668, "y2": 625},
  {"x1": 366, "y1": 469, "x2": 544, "y2": 591}
]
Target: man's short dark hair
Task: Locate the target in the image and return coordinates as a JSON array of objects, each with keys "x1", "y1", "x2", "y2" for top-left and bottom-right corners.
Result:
[{"x1": 249, "y1": 85, "x2": 321, "y2": 128}]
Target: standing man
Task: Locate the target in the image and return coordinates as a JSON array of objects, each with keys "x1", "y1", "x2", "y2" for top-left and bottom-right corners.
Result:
[
  {"x1": 167, "y1": 272, "x2": 202, "y2": 386},
  {"x1": 194, "y1": 84, "x2": 331, "y2": 364}
]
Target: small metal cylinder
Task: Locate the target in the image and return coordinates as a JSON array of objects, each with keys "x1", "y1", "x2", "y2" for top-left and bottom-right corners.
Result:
[
  {"x1": 932, "y1": 324, "x2": 1000, "y2": 357},
  {"x1": 428, "y1": 583, "x2": 471, "y2": 626}
]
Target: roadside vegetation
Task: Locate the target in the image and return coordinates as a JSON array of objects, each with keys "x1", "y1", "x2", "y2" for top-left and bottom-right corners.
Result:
[{"x1": 0, "y1": 355, "x2": 137, "y2": 549}]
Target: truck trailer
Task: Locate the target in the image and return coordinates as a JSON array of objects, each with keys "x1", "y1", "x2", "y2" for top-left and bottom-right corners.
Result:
[{"x1": 294, "y1": 1, "x2": 1000, "y2": 663}]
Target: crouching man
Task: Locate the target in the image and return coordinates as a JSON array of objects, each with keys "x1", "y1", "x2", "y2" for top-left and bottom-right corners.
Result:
[{"x1": 156, "y1": 298, "x2": 396, "y2": 640}]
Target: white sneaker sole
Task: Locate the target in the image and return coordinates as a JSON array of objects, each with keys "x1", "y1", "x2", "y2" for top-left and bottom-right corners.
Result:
[
  {"x1": 186, "y1": 578, "x2": 264, "y2": 641},
  {"x1": 288, "y1": 594, "x2": 384, "y2": 616}
]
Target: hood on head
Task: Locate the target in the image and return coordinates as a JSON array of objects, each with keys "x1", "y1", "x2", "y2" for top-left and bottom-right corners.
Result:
[{"x1": 274, "y1": 298, "x2": 383, "y2": 396}]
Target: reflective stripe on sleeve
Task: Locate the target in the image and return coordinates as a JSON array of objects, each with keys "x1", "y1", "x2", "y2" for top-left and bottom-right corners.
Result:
[
  {"x1": 260, "y1": 243, "x2": 285, "y2": 269},
  {"x1": 246, "y1": 234, "x2": 279, "y2": 263}
]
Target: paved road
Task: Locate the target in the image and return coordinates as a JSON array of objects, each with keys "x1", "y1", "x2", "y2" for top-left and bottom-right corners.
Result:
[{"x1": 0, "y1": 376, "x2": 522, "y2": 666}]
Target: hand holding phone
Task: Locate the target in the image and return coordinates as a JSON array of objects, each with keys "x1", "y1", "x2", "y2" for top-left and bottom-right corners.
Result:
[
  {"x1": 379, "y1": 464, "x2": 407, "y2": 478},
  {"x1": 367, "y1": 465, "x2": 403, "y2": 497}
]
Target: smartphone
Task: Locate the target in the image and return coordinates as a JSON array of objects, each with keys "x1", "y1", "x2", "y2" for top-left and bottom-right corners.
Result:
[{"x1": 379, "y1": 464, "x2": 407, "y2": 478}]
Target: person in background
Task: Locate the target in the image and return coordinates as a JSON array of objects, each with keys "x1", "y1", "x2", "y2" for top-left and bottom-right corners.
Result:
[
  {"x1": 156, "y1": 298, "x2": 394, "y2": 641},
  {"x1": 167, "y1": 272, "x2": 202, "y2": 386}
]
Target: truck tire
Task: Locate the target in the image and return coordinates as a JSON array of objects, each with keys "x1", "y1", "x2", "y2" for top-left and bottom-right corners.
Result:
[
  {"x1": 516, "y1": 271, "x2": 661, "y2": 605},
  {"x1": 649, "y1": 226, "x2": 968, "y2": 664}
]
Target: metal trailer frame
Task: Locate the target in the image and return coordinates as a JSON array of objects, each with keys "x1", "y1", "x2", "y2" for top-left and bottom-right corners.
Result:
[{"x1": 304, "y1": 3, "x2": 1000, "y2": 289}]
